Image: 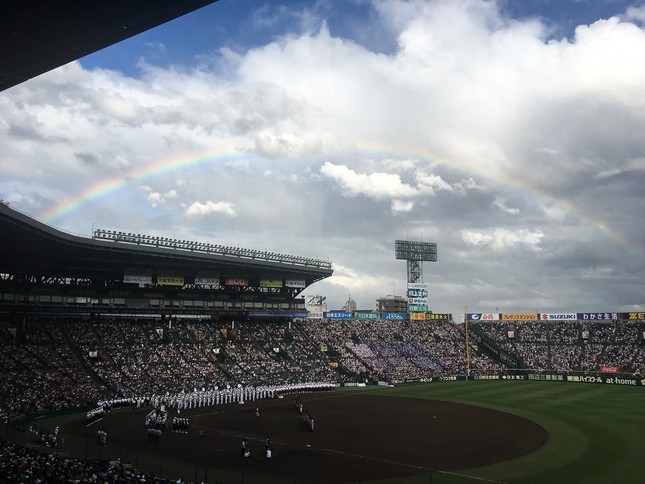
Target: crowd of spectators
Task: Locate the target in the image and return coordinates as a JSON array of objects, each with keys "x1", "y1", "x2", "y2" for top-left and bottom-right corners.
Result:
[
  {"x1": 471, "y1": 319, "x2": 645, "y2": 373},
  {"x1": 0, "y1": 441, "x2": 170, "y2": 482},
  {"x1": 2, "y1": 316, "x2": 645, "y2": 423}
]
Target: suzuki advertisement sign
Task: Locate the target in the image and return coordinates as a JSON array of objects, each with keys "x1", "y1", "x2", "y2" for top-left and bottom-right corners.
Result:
[{"x1": 540, "y1": 313, "x2": 577, "y2": 321}]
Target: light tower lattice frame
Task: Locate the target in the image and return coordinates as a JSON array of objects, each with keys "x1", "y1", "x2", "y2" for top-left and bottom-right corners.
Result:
[{"x1": 394, "y1": 240, "x2": 438, "y2": 284}]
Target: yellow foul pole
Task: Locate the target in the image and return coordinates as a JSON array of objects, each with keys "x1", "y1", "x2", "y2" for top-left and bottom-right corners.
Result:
[{"x1": 464, "y1": 305, "x2": 471, "y2": 375}]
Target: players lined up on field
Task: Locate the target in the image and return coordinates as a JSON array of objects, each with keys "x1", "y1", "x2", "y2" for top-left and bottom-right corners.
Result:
[{"x1": 151, "y1": 381, "x2": 335, "y2": 411}]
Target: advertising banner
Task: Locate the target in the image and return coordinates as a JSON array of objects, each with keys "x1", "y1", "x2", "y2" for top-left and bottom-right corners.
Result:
[
  {"x1": 225, "y1": 278, "x2": 248, "y2": 287},
  {"x1": 157, "y1": 275, "x2": 184, "y2": 286},
  {"x1": 409, "y1": 312, "x2": 426, "y2": 320},
  {"x1": 578, "y1": 312, "x2": 619, "y2": 320},
  {"x1": 540, "y1": 313, "x2": 577, "y2": 321},
  {"x1": 382, "y1": 312, "x2": 407, "y2": 320},
  {"x1": 425, "y1": 313, "x2": 451, "y2": 320},
  {"x1": 354, "y1": 311, "x2": 379, "y2": 320},
  {"x1": 306, "y1": 296, "x2": 326, "y2": 307},
  {"x1": 408, "y1": 297, "x2": 429, "y2": 305},
  {"x1": 501, "y1": 313, "x2": 538, "y2": 321},
  {"x1": 260, "y1": 279, "x2": 283, "y2": 288},
  {"x1": 195, "y1": 273, "x2": 219, "y2": 285},
  {"x1": 624, "y1": 312, "x2": 645, "y2": 320},
  {"x1": 407, "y1": 288, "x2": 428, "y2": 298},
  {"x1": 467, "y1": 313, "x2": 499, "y2": 321},
  {"x1": 123, "y1": 274, "x2": 152, "y2": 285},
  {"x1": 599, "y1": 365, "x2": 620, "y2": 373},
  {"x1": 324, "y1": 311, "x2": 353, "y2": 320},
  {"x1": 285, "y1": 279, "x2": 306, "y2": 288},
  {"x1": 408, "y1": 304, "x2": 429, "y2": 312},
  {"x1": 407, "y1": 283, "x2": 428, "y2": 290}
]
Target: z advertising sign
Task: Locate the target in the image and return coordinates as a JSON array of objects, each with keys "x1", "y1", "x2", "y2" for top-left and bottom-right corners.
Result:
[
  {"x1": 225, "y1": 278, "x2": 248, "y2": 287},
  {"x1": 307, "y1": 296, "x2": 326, "y2": 306},
  {"x1": 409, "y1": 312, "x2": 426, "y2": 320},
  {"x1": 467, "y1": 313, "x2": 499, "y2": 321},
  {"x1": 625, "y1": 312, "x2": 645, "y2": 320}
]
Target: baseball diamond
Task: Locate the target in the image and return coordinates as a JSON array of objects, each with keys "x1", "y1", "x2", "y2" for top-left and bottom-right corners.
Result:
[{"x1": 42, "y1": 391, "x2": 547, "y2": 483}]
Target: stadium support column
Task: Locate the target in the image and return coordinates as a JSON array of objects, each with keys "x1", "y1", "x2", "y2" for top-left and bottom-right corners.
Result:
[{"x1": 407, "y1": 259, "x2": 423, "y2": 284}]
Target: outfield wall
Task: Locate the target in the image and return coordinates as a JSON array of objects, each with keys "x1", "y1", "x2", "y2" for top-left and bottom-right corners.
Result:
[{"x1": 397, "y1": 372, "x2": 645, "y2": 386}]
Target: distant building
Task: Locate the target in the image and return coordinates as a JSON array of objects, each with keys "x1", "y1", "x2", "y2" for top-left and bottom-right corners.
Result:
[
  {"x1": 377, "y1": 295, "x2": 407, "y2": 313},
  {"x1": 342, "y1": 296, "x2": 357, "y2": 312}
]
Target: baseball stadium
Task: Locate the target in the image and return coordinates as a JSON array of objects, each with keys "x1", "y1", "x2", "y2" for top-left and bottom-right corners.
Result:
[
  {"x1": 2, "y1": 200, "x2": 645, "y2": 484},
  {"x1": 2, "y1": 2, "x2": 645, "y2": 483}
]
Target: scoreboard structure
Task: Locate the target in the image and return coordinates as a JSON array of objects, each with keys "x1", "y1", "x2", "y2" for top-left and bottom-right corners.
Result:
[{"x1": 395, "y1": 240, "x2": 437, "y2": 317}]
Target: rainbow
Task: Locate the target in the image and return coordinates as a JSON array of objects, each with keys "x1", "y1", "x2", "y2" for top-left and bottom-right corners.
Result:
[
  {"x1": 37, "y1": 143, "x2": 643, "y2": 260},
  {"x1": 38, "y1": 148, "x2": 250, "y2": 223},
  {"x1": 352, "y1": 140, "x2": 643, "y2": 260}
]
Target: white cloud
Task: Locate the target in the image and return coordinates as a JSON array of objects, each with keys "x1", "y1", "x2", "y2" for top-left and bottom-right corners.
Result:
[
  {"x1": 185, "y1": 201, "x2": 237, "y2": 217},
  {"x1": 320, "y1": 162, "x2": 417, "y2": 199},
  {"x1": 320, "y1": 162, "x2": 457, "y2": 202},
  {"x1": 2, "y1": 0, "x2": 645, "y2": 315},
  {"x1": 623, "y1": 5, "x2": 645, "y2": 24},
  {"x1": 492, "y1": 197, "x2": 520, "y2": 215},
  {"x1": 391, "y1": 199, "x2": 414, "y2": 212},
  {"x1": 140, "y1": 186, "x2": 177, "y2": 207},
  {"x1": 460, "y1": 228, "x2": 544, "y2": 251},
  {"x1": 416, "y1": 173, "x2": 453, "y2": 194}
]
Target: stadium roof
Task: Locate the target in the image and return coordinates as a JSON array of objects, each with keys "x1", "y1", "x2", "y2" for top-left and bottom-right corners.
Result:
[
  {"x1": 0, "y1": 203, "x2": 333, "y2": 284},
  {"x1": 0, "y1": 0, "x2": 219, "y2": 92}
]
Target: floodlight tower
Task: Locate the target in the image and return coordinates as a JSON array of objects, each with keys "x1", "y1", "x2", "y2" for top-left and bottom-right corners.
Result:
[{"x1": 395, "y1": 240, "x2": 438, "y2": 284}]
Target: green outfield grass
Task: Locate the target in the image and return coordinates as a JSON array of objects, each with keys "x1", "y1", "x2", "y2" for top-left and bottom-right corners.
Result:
[{"x1": 352, "y1": 380, "x2": 645, "y2": 484}]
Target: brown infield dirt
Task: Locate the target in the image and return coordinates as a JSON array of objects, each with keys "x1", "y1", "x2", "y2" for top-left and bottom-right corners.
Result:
[{"x1": 56, "y1": 391, "x2": 547, "y2": 483}]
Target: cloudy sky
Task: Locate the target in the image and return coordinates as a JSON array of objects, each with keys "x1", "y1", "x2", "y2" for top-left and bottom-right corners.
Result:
[{"x1": 2, "y1": 0, "x2": 644, "y2": 318}]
